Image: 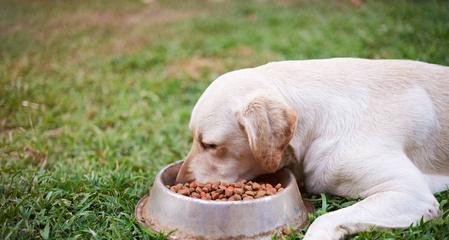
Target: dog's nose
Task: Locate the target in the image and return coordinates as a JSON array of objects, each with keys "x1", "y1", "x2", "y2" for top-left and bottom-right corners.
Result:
[{"x1": 176, "y1": 162, "x2": 194, "y2": 183}]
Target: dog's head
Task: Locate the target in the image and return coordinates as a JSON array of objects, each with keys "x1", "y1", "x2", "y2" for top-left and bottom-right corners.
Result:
[{"x1": 176, "y1": 75, "x2": 297, "y2": 183}]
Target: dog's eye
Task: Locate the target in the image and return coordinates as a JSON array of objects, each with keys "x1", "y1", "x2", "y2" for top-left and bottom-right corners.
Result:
[{"x1": 201, "y1": 142, "x2": 218, "y2": 150}]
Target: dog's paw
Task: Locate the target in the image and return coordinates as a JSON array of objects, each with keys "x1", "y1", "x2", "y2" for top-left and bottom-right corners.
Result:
[
  {"x1": 423, "y1": 199, "x2": 441, "y2": 220},
  {"x1": 303, "y1": 215, "x2": 347, "y2": 240}
]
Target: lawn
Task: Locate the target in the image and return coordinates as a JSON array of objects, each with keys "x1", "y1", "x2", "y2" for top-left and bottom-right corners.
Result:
[{"x1": 1, "y1": 0, "x2": 449, "y2": 239}]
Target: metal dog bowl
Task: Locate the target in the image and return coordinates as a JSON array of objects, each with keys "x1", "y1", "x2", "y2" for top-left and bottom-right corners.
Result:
[{"x1": 136, "y1": 161, "x2": 308, "y2": 239}]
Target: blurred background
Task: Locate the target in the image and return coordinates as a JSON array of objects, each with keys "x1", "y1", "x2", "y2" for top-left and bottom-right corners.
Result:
[{"x1": 1, "y1": 0, "x2": 449, "y2": 239}]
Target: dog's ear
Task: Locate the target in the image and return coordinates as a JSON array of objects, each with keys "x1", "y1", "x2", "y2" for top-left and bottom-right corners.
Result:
[{"x1": 236, "y1": 96, "x2": 297, "y2": 172}]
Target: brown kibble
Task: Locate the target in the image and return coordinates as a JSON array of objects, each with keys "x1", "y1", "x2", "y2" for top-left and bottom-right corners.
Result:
[
  {"x1": 178, "y1": 188, "x2": 190, "y2": 196},
  {"x1": 211, "y1": 192, "x2": 220, "y2": 200},
  {"x1": 175, "y1": 183, "x2": 183, "y2": 190},
  {"x1": 252, "y1": 182, "x2": 261, "y2": 190},
  {"x1": 189, "y1": 181, "x2": 198, "y2": 188},
  {"x1": 245, "y1": 191, "x2": 256, "y2": 196},
  {"x1": 191, "y1": 192, "x2": 200, "y2": 198},
  {"x1": 282, "y1": 227, "x2": 292, "y2": 235},
  {"x1": 231, "y1": 194, "x2": 242, "y2": 201},
  {"x1": 225, "y1": 187, "x2": 234, "y2": 197},
  {"x1": 267, "y1": 188, "x2": 277, "y2": 195},
  {"x1": 256, "y1": 190, "x2": 266, "y2": 198},
  {"x1": 244, "y1": 185, "x2": 252, "y2": 191},
  {"x1": 169, "y1": 181, "x2": 283, "y2": 201},
  {"x1": 216, "y1": 188, "x2": 224, "y2": 194},
  {"x1": 234, "y1": 188, "x2": 244, "y2": 195}
]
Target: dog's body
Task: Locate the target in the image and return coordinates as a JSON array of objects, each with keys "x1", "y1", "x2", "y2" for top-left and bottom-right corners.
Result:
[{"x1": 176, "y1": 58, "x2": 449, "y2": 239}]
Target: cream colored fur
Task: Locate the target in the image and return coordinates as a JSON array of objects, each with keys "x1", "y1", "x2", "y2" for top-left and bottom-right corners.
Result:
[{"x1": 176, "y1": 58, "x2": 449, "y2": 239}]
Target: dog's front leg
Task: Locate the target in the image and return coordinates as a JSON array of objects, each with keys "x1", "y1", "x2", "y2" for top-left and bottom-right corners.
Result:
[
  {"x1": 303, "y1": 152, "x2": 440, "y2": 240},
  {"x1": 303, "y1": 191, "x2": 440, "y2": 240}
]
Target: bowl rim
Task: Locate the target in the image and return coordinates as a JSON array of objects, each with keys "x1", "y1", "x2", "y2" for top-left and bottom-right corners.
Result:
[{"x1": 153, "y1": 160, "x2": 296, "y2": 205}]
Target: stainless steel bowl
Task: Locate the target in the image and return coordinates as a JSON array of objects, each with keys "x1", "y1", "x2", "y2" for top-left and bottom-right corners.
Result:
[{"x1": 136, "y1": 161, "x2": 308, "y2": 240}]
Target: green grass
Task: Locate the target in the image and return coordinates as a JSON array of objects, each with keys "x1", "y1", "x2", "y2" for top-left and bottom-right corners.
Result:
[{"x1": 1, "y1": 0, "x2": 449, "y2": 239}]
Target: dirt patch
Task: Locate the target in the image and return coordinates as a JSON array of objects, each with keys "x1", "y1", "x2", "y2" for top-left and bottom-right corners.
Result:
[
  {"x1": 3, "y1": 1, "x2": 203, "y2": 58},
  {"x1": 42, "y1": 2, "x2": 201, "y2": 54},
  {"x1": 231, "y1": 45, "x2": 255, "y2": 57},
  {"x1": 166, "y1": 56, "x2": 225, "y2": 79},
  {"x1": 44, "y1": 3, "x2": 196, "y2": 32},
  {"x1": 225, "y1": 45, "x2": 280, "y2": 69},
  {"x1": 24, "y1": 147, "x2": 48, "y2": 166}
]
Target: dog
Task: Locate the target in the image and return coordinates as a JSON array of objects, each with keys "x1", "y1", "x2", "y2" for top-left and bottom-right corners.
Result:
[{"x1": 175, "y1": 58, "x2": 449, "y2": 239}]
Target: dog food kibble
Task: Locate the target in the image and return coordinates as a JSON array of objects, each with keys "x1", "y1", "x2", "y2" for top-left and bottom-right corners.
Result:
[{"x1": 167, "y1": 180, "x2": 284, "y2": 201}]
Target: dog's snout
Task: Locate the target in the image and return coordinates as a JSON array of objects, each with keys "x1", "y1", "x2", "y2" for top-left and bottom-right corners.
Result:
[{"x1": 176, "y1": 161, "x2": 194, "y2": 183}]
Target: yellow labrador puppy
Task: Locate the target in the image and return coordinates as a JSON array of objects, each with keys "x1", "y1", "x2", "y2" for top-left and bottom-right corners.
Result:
[{"x1": 176, "y1": 58, "x2": 449, "y2": 239}]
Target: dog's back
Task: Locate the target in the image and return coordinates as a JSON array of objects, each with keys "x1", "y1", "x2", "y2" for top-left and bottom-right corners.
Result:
[{"x1": 258, "y1": 58, "x2": 449, "y2": 175}]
